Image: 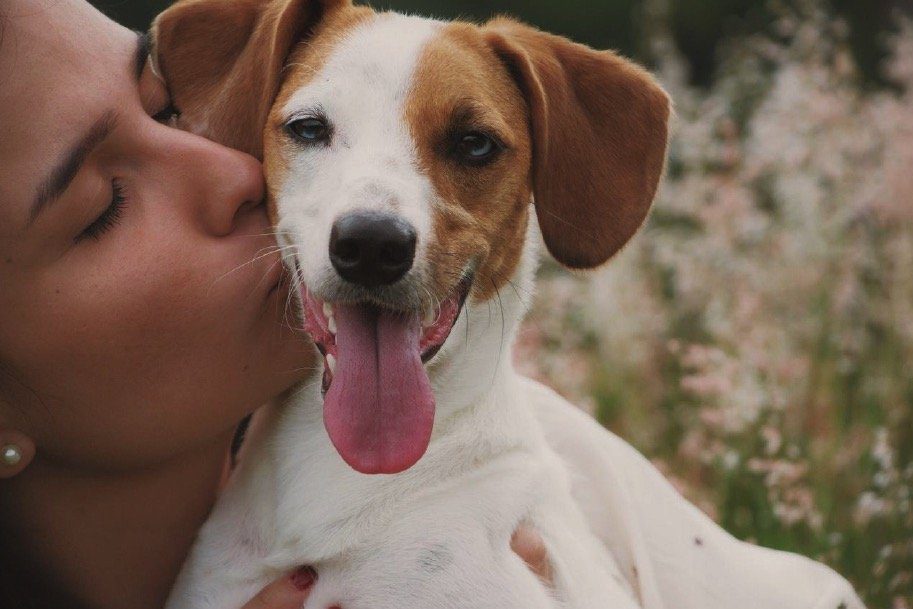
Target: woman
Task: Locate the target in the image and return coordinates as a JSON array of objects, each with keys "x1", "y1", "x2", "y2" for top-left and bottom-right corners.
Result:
[
  {"x1": 0, "y1": 0, "x2": 310, "y2": 605},
  {"x1": 0, "y1": 1, "x2": 549, "y2": 607}
]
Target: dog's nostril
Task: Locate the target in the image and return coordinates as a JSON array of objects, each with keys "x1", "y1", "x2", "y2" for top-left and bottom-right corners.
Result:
[
  {"x1": 329, "y1": 211, "x2": 417, "y2": 288},
  {"x1": 381, "y1": 242, "x2": 411, "y2": 266},
  {"x1": 333, "y1": 238, "x2": 361, "y2": 265}
]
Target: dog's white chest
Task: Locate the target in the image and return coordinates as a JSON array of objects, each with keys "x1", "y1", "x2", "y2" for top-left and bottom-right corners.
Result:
[{"x1": 167, "y1": 382, "x2": 637, "y2": 609}]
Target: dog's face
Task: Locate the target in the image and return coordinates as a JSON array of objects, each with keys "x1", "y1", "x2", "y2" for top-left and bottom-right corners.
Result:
[
  {"x1": 267, "y1": 13, "x2": 533, "y2": 314},
  {"x1": 153, "y1": 0, "x2": 670, "y2": 475}
]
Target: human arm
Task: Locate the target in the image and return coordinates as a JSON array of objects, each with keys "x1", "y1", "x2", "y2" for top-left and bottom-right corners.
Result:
[{"x1": 239, "y1": 527, "x2": 552, "y2": 609}]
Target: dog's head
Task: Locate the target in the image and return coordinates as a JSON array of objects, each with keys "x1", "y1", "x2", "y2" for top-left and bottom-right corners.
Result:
[{"x1": 154, "y1": 0, "x2": 670, "y2": 475}]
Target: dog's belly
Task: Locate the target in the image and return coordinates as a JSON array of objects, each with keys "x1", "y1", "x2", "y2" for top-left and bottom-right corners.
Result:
[
  {"x1": 296, "y1": 456, "x2": 628, "y2": 609},
  {"x1": 304, "y1": 514, "x2": 556, "y2": 609},
  {"x1": 287, "y1": 463, "x2": 633, "y2": 609}
]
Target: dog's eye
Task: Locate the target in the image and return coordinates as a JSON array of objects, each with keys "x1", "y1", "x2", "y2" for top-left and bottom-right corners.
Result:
[
  {"x1": 287, "y1": 117, "x2": 331, "y2": 144},
  {"x1": 456, "y1": 132, "x2": 500, "y2": 165}
]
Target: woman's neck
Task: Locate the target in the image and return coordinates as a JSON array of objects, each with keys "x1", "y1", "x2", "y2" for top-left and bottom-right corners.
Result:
[{"x1": 0, "y1": 433, "x2": 233, "y2": 609}]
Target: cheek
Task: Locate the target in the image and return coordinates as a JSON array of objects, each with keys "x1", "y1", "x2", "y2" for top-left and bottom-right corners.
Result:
[
  {"x1": 426, "y1": 159, "x2": 532, "y2": 297},
  {"x1": 0, "y1": 227, "x2": 289, "y2": 466},
  {"x1": 274, "y1": 169, "x2": 337, "y2": 284}
]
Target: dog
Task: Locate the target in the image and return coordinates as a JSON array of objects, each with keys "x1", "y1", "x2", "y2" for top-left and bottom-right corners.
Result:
[{"x1": 152, "y1": 2, "x2": 865, "y2": 609}]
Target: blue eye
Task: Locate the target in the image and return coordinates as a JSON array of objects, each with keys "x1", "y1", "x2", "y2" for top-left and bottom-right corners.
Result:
[
  {"x1": 456, "y1": 132, "x2": 499, "y2": 164},
  {"x1": 287, "y1": 117, "x2": 331, "y2": 144}
]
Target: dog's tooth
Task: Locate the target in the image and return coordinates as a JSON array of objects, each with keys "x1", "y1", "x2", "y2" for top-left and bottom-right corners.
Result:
[
  {"x1": 326, "y1": 354, "x2": 337, "y2": 375},
  {"x1": 322, "y1": 302, "x2": 337, "y2": 334},
  {"x1": 423, "y1": 306, "x2": 437, "y2": 327}
]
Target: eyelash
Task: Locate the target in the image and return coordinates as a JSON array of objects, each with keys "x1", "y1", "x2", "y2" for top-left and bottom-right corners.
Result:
[
  {"x1": 76, "y1": 179, "x2": 128, "y2": 243},
  {"x1": 72, "y1": 97, "x2": 178, "y2": 244}
]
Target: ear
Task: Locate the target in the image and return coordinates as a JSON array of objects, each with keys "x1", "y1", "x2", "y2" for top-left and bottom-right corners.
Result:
[
  {"x1": 152, "y1": 0, "x2": 349, "y2": 158},
  {"x1": 484, "y1": 19, "x2": 671, "y2": 269}
]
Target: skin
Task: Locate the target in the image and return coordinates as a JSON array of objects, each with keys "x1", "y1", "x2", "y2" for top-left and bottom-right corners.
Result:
[{"x1": 0, "y1": 2, "x2": 550, "y2": 608}]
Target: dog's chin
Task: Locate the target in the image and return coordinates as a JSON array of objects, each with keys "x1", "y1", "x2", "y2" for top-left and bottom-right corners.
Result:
[{"x1": 300, "y1": 274, "x2": 473, "y2": 393}]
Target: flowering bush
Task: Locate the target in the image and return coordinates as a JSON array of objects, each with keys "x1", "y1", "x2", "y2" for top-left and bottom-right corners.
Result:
[{"x1": 516, "y1": 5, "x2": 913, "y2": 606}]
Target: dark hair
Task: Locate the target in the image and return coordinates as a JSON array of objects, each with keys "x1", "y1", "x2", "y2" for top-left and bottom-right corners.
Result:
[{"x1": 0, "y1": 7, "x2": 8, "y2": 407}]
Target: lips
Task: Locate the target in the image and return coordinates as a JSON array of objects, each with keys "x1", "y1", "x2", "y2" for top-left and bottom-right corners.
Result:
[{"x1": 300, "y1": 280, "x2": 471, "y2": 475}]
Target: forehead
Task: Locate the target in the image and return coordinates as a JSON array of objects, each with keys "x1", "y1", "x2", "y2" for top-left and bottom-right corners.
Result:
[
  {"x1": 278, "y1": 14, "x2": 442, "y2": 119},
  {"x1": 275, "y1": 14, "x2": 524, "y2": 133},
  {"x1": 0, "y1": 1, "x2": 132, "y2": 232}
]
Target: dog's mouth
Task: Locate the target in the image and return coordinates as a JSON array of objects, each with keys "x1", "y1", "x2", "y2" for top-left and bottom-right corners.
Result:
[{"x1": 299, "y1": 275, "x2": 473, "y2": 475}]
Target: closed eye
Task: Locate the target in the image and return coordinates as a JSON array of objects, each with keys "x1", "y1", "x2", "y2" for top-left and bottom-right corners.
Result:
[{"x1": 76, "y1": 179, "x2": 128, "y2": 243}]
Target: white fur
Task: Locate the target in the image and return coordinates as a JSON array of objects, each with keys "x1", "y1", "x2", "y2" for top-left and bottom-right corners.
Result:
[
  {"x1": 275, "y1": 15, "x2": 441, "y2": 301},
  {"x1": 168, "y1": 14, "x2": 639, "y2": 609}
]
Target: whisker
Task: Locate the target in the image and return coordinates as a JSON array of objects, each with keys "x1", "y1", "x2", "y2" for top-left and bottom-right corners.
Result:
[
  {"x1": 493, "y1": 279, "x2": 507, "y2": 378},
  {"x1": 245, "y1": 257, "x2": 284, "y2": 302},
  {"x1": 206, "y1": 248, "x2": 285, "y2": 297}
]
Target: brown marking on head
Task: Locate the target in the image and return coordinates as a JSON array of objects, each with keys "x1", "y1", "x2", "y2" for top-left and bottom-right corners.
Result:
[
  {"x1": 152, "y1": 0, "x2": 354, "y2": 159},
  {"x1": 405, "y1": 22, "x2": 533, "y2": 303},
  {"x1": 405, "y1": 18, "x2": 670, "y2": 304},
  {"x1": 153, "y1": 0, "x2": 372, "y2": 227}
]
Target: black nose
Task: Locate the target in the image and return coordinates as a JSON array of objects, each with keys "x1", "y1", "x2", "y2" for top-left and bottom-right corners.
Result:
[{"x1": 329, "y1": 211, "x2": 417, "y2": 288}]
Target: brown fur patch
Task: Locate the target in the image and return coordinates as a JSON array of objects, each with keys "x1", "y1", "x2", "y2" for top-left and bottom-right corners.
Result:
[
  {"x1": 405, "y1": 17, "x2": 670, "y2": 303},
  {"x1": 405, "y1": 23, "x2": 534, "y2": 304},
  {"x1": 153, "y1": 0, "x2": 352, "y2": 158},
  {"x1": 485, "y1": 18, "x2": 671, "y2": 269}
]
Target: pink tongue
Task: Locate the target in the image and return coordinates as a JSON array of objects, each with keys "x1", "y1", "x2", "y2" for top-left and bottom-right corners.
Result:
[{"x1": 323, "y1": 303, "x2": 435, "y2": 474}]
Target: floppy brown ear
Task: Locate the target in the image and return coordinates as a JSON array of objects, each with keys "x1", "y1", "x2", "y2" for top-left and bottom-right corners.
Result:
[
  {"x1": 484, "y1": 19, "x2": 671, "y2": 269},
  {"x1": 152, "y1": 0, "x2": 349, "y2": 158}
]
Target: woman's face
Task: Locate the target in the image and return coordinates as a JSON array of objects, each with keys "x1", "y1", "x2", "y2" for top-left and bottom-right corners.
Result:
[{"x1": 0, "y1": 0, "x2": 312, "y2": 471}]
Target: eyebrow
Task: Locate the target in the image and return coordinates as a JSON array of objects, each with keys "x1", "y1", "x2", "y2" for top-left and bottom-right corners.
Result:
[{"x1": 26, "y1": 33, "x2": 149, "y2": 229}]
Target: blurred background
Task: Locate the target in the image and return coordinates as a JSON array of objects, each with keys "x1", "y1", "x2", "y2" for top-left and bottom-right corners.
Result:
[{"x1": 92, "y1": 0, "x2": 913, "y2": 605}]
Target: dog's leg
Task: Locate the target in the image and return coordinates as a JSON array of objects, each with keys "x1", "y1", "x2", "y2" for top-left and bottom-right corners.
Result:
[
  {"x1": 167, "y1": 544, "x2": 273, "y2": 609},
  {"x1": 528, "y1": 495, "x2": 642, "y2": 609}
]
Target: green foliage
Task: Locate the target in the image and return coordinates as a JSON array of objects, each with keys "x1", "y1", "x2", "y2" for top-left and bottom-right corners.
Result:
[{"x1": 518, "y1": 7, "x2": 913, "y2": 606}]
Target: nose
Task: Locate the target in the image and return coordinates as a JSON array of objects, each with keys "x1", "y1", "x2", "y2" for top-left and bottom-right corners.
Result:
[
  {"x1": 329, "y1": 211, "x2": 417, "y2": 287},
  {"x1": 161, "y1": 128, "x2": 265, "y2": 237},
  {"x1": 204, "y1": 151, "x2": 266, "y2": 237}
]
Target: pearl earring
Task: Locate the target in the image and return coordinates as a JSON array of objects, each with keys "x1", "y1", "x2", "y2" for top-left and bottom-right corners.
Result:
[{"x1": 1, "y1": 444, "x2": 23, "y2": 466}]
